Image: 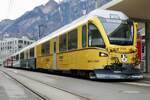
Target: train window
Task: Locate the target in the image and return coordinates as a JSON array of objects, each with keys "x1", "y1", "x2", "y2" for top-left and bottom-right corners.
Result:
[
  {"x1": 54, "y1": 42, "x2": 56, "y2": 53},
  {"x1": 59, "y1": 34, "x2": 67, "y2": 52},
  {"x1": 12, "y1": 56, "x2": 15, "y2": 60},
  {"x1": 16, "y1": 54, "x2": 19, "y2": 60},
  {"x1": 25, "y1": 51, "x2": 29, "y2": 59},
  {"x1": 30, "y1": 48, "x2": 34, "y2": 58},
  {"x1": 41, "y1": 41, "x2": 50, "y2": 56},
  {"x1": 88, "y1": 23, "x2": 105, "y2": 48},
  {"x1": 68, "y1": 29, "x2": 77, "y2": 50},
  {"x1": 20, "y1": 52, "x2": 24, "y2": 59},
  {"x1": 82, "y1": 25, "x2": 87, "y2": 48}
]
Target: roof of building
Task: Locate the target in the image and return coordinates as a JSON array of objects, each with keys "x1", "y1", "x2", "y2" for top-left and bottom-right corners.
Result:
[
  {"x1": 0, "y1": 36, "x2": 34, "y2": 42},
  {"x1": 101, "y1": 0, "x2": 150, "y2": 20}
]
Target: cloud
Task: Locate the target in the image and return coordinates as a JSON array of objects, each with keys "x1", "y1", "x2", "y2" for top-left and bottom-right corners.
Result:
[{"x1": 0, "y1": 0, "x2": 49, "y2": 21}]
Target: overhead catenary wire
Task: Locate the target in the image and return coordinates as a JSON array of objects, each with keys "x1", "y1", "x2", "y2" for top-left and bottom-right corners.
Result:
[
  {"x1": 6, "y1": 0, "x2": 14, "y2": 19},
  {"x1": 2, "y1": 0, "x2": 14, "y2": 39}
]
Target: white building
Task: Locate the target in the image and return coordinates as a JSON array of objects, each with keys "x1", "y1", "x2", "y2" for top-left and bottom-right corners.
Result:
[{"x1": 0, "y1": 37, "x2": 34, "y2": 65}]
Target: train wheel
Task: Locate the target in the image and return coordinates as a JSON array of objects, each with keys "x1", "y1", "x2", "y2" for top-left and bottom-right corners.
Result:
[{"x1": 89, "y1": 72, "x2": 96, "y2": 79}]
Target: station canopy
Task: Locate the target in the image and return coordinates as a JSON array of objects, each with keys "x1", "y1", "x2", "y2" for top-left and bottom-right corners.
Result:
[{"x1": 101, "y1": 0, "x2": 150, "y2": 20}]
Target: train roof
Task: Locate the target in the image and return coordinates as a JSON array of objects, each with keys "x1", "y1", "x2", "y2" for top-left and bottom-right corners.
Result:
[
  {"x1": 10, "y1": 9, "x2": 128, "y2": 57},
  {"x1": 36, "y1": 9, "x2": 128, "y2": 45}
]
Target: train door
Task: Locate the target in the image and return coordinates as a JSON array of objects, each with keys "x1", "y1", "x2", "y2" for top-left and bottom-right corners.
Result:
[{"x1": 53, "y1": 38, "x2": 57, "y2": 70}]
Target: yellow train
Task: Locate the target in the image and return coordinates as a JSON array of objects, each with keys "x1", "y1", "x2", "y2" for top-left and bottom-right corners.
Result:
[{"x1": 4, "y1": 9, "x2": 143, "y2": 79}]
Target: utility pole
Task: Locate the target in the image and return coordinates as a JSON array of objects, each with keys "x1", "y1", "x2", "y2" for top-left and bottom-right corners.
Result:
[
  {"x1": 38, "y1": 25, "x2": 40, "y2": 40},
  {"x1": 69, "y1": 1, "x2": 71, "y2": 23},
  {"x1": 95, "y1": 0, "x2": 98, "y2": 9},
  {"x1": 82, "y1": 0, "x2": 87, "y2": 15},
  {"x1": 38, "y1": 24, "x2": 46, "y2": 40},
  {"x1": 58, "y1": 0, "x2": 63, "y2": 23}
]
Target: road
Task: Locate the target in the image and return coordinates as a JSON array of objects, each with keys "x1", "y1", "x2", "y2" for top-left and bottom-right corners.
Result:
[{"x1": 1, "y1": 67, "x2": 150, "y2": 100}]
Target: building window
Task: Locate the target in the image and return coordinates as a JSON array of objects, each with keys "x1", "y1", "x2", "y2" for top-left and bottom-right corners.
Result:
[
  {"x1": 18, "y1": 45, "x2": 22, "y2": 49},
  {"x1": 88, "y1": 23, "x2": 105, "y2": 48},
  {"x1": 41, "y1": 41, "x2": 50, "y2": 56},
  {"x1": 68, "y1": 29, "x2": 77, "y2": 50},
  {"x1": 59, "y1": 34, "x2": 67, "y2": 52},
  {"x1": 82, "y1": 25, "x2": 87, "y2": 48},
  {"x1": 18, "y1": 40, "x2": 23, "y2": 43},
  {"x1": 24, "y1": 41, "x2": 27, "y2": 45}
]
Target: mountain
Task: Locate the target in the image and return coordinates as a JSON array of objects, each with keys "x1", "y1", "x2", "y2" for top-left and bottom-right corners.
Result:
[
  {"x1": 0, "y1": 19, "x2": 14, "y2": 37},
  {"x1": 0, "y1": 0, "x2": 111, "y2": 40}
]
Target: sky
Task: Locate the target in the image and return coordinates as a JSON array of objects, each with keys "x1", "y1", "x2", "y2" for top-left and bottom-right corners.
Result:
[{"x1": 0, "y1": 0, "x2": 62, "y2": 21}]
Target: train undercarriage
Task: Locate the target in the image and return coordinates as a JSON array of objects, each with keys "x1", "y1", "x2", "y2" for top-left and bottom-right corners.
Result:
[{"x1": 89, "y1": 64, "x2": 143, "y2": 80}]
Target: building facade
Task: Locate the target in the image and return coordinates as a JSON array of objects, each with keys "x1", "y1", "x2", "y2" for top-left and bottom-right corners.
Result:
[{"x1": 0, "y1": 37, "x2": 34, "y2": 65}]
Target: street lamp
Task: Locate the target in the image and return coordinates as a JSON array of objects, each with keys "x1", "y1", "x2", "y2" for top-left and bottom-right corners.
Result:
[
  {"x1": 95, "y1": 0, "x2": 98, "y2": 9},
  {"x1": 81, "y1": 0, "x2": 87, "y2": 15}
]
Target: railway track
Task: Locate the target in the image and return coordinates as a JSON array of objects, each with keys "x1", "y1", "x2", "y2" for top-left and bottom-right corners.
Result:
[
  {"x1": 1, "y1": 70, "x2": 90, "y2": 100},
  {"x1": 1, "y1": 70, "x2": 47, "y2": 100}
]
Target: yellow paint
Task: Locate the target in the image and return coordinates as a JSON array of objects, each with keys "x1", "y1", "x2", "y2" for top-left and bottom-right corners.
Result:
[
  {"x1": 133, "y1": 22, "x2": 138, "y2": 46},
  {"x1": 57, "y1": 48, "x2": 108, "y2": 70},
  {"x1": 35, "y1": 16, "x2": 138, "y2": 71},
  {"x1": 36, "y1": 45, "x2": 41, "y2": 57},
  {"x1": 36, "y1": 41, "x2": 52, "y2": 69},
  {"x1": 36, "y1": 55, "x2": 53, "y2": 69},
  {"x1": 78, "y1": 26, "x2": 82, "y2": 49},
  {"x1": 50, "y1": 40, "x2": 53, "y2": 54}
]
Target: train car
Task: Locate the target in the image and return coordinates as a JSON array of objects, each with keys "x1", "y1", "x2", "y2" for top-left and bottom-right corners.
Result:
[
  {"x1": 11, "y1": 42, "x2": 36, "y2": 70},
  {"x1": 5, "y1": 9, "x2": 143, "y2": 79},
  {"x1": 3, "y1": 58, "x2": 13, "y2": 67}
]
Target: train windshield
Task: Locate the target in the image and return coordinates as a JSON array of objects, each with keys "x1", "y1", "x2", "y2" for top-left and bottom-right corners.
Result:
[{"x1": 100, "y1": 17, "x2": 134, "y2": 45}]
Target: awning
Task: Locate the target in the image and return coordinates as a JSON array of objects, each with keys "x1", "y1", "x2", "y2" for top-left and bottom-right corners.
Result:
[{"x1": 101, "y1": 0, "x2": 150, "y2": 20}]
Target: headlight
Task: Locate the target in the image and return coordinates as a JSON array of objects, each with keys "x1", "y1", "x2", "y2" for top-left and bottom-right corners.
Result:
[{"x1": 99, "y1": 52, "x2": 108, "y2": 57}]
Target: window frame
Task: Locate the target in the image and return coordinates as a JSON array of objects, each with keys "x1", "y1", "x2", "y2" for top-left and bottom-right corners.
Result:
[
  {"x1": 16, "y1": 54, "x2": 19, "y2": 60},
  {"x1": 82, "y1": 25, "x2": 87, "y2": 48},
  {"x1": 25, "y1": 51, "x2": 29, "y2": 59},
  {"x1": 88, "y1": 23, "x2": 105, "y2": 48},
  {"x1": 41, "y1": 41, "x2": 50, "y2": 56},
  {"x1": 30, "y1": 47, "x2": 35, "y2": 58},
  {"x1": 59, "y1": 34, "x2": 67, "y2": 52},
  {"x1": 20, "y1": 52, "x2": 24, "y2": 60},
  {"x1": 68, "y1": 29, "x2": 78, "y2": 50}
]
